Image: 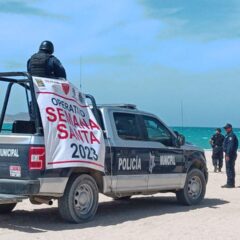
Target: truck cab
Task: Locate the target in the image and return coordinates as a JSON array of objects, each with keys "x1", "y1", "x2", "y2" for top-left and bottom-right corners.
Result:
[
  {"x1": 0, "y1": 72, "x2": 208, "y2": 223},
  {"x1": 98, "y1": 104, "x2": 207, "y2": 198}
]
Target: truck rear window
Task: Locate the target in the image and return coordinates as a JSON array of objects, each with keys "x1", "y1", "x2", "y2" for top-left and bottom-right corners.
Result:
[{"x1": 113, "y1": 112, "x2": 142, "y2": 140}]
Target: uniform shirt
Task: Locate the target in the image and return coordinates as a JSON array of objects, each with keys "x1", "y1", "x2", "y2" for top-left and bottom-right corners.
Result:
[
  {"x1": 27, "y1": 52, "x2": 67, "y2": 79},
  {"x1": 211, "y1": 133, "x2": 224, "y2": 148},
  {"x1": 47, "y1": 56, "x2": 67, "y2": 79},
  {"x1": 223, "y1": 131, "x2": 238, "y2": 156}
]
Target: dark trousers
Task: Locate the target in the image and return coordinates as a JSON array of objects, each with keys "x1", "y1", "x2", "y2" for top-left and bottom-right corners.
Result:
[
  {"x1": 225, "y1": 154, "x2": 237, "y2": 186},
  {"x1": 212, "y1": 157, "x2": 223, "y2": 169},
  {"x1": 212, "y1": 147, "x2": 223, "y2": 168}
]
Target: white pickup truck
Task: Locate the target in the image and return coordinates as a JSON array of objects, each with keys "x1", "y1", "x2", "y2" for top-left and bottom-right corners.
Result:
[{"x1": 0, "y1": 72, "x2": 208, "y2": 223}]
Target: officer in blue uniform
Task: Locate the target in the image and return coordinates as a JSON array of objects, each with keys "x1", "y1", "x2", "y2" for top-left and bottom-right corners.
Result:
[
  {"x1": 222, "y1": 123, "x2": 238, "y2": 188},
  {"x1": 210, "y1": 128, "x2": 224, "y2": 172},
  {"x1": 210, "y1": 128, "x2": 225, "y2": 172},
  {"x1": 27, "y1": 40, "x2": 66, "y2": 79}
]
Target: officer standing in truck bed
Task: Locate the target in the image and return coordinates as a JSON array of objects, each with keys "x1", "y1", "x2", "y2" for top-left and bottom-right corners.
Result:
[
  {"x1": 222, "y1": 123, "x2": 238, "y2": 188},
  {"x1": 27, "y1": 40, "x2": 66, "y2": 80},
  {"x1": 210, "y1": 128, "x2": 224, "y2": 172}
]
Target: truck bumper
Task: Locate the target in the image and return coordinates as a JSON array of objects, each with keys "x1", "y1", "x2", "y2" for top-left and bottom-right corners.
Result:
[
  {"x1": 0, "y1": 194, "x2": 27, "y2": 204},
  {"x1": 0, "y1": 179, "x2": 40, "y2": 195}
]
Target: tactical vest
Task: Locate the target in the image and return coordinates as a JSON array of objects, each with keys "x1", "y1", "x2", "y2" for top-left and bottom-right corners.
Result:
[{"x1": 28, "y1": 52, "x2": 53, "y2": 77}]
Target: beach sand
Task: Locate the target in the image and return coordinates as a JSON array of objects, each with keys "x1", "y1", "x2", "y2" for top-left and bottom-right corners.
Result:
[{"x1": 0, "y1": 150, "x2": 240, "y2": 240}]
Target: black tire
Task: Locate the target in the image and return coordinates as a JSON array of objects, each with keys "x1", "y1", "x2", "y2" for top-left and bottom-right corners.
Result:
[
  {"x1": 176, "y1": 168, "x2": 206, "y2": 205},
  {"x1": 0, "y1": 203, "x2": 17, "y2": 214},
  {"x1": 58, "y1": 174, "x2": 99, "y2": 223},
  {"x1": 113, "y1": 196, "x2": 131, "y2": 201}
]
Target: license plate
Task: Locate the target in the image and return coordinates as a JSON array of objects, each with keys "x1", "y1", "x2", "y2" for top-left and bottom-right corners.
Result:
[{"x1": 9, "y1": 166, "x2": 21, "y2": 177}]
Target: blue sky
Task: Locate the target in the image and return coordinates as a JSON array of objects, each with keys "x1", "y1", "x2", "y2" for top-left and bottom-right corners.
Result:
[{"x1": 0, "y1": 0, "x2": 240, "y2": 127}]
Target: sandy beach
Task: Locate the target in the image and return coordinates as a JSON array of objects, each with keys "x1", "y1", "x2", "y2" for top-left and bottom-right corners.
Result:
[{"x1": 0, "y1": 150, "x2": 239, "y2": 240}]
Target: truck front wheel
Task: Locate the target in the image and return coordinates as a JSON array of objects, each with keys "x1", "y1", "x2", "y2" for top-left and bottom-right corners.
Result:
[
  {"x1": 0, "y1": 203, "x2": 17, "y2": 214},
  {"x1": 176, "y1": 169, "x2": 206, "y2": 205},
  {"x1": 58, "y1": 174, "x2": 99, "y2": 223}
]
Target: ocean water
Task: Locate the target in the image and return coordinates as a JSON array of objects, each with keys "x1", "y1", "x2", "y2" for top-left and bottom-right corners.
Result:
[
  {"x1": 2, "y1": 123, "x2": 12, "y2": 132},
  {"x1": 172, "y1": 127, "x2": 240, "y2": 149},
  {"x1": 2, "y1": 124, "x2": 239, "y2": 150}
]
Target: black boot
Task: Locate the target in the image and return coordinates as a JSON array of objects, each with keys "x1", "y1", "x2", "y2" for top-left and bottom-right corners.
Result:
[
  {"x1": 221, "y1": 184, "x2": 235, "y2": 188},
  {"x1": 214, "y1": 166, "x2": 217, "y2": 172}
]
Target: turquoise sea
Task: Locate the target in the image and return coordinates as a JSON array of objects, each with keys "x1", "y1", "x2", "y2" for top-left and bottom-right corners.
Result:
[
  {"x1": 173, "y1": 127, "x2": 240, "y2": 149},
  {"x1": 2, "y1": 124, "x2": 240, "y2": 149}
]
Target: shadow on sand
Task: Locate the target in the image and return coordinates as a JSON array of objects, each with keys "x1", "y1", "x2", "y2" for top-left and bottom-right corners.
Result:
[{"x1": 0, "y1": 196, "x2": 229, "y2": 233}]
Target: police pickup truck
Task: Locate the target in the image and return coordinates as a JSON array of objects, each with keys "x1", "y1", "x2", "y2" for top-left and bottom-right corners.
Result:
[{"x1": 0, "y1": 72, "x2": 208, "y2": 223}]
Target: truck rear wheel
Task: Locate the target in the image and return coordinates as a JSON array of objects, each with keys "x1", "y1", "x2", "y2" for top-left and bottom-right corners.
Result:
[
  {"x1": 58, "y1": 174, "x2": 99, "y2": 223},
  {"x1": 176, "y1": 169, "x2": 206, "y2": 205},
  {"x1": 0, "y1": 203, "x2": 17, "y2": 214}
]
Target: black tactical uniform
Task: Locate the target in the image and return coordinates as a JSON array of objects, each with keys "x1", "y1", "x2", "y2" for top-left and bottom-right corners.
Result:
[
  {"x1": 27, "y1": 41, "x2": 66, "y2": 79},
  {"x1": 223, "y1": 127, "x2": 238, "y2": 187},
  {"x1": 210, "y1": 130, "x2": 224, "y2": 172}
]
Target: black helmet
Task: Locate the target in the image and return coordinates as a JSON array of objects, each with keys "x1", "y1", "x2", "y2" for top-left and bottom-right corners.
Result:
[
  {"x1": 224, "y1": 123, "x2": 232, "y2": 129},
  {"x1": 39, "y1": 40, "x2": 54, "y2": 54}
]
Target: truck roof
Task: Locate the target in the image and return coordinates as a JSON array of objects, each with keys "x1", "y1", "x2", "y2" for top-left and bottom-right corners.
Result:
[
  {"x1": 97, "y1": 104, "x2": 137, "y2": 110},
  {"x1": 97, "y1": 104, "x2": 155, "y2": 117}
]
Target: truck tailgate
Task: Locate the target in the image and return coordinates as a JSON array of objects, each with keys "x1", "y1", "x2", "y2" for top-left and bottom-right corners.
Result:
[
  {"x1": 0, "y1": 144, "x2": 31, "y2": 179},
  {"x1": 0, "y1": 135, "x2": 32, "y2": 179}
]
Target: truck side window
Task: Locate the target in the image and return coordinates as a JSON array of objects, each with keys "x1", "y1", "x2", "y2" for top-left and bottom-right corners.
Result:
[
  {"x1": 0, "y1": 83, "x2": 33, "y2": 134},
  {"x1": 113, "y1": 112, "x2": 142, "y2": 140},
  {"x1": 142, "y1": 116, "x2": 173, "y2": 147}
]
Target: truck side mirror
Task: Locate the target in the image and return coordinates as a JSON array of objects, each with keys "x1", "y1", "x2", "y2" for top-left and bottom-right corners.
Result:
[
  {"x1": 174, "y1": 131, "x2": 185, "y2": 146},
  {"x1": 178, "y1": 134, "x2": 185, "y2": 146}
]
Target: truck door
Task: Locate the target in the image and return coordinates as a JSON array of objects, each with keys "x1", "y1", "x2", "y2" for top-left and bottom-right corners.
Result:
[
  {"x1": 111, "y1": 112, "x2": 149, "y2": 193},
  {"x1": 140, "y1": 115, "x2": 185, "y2": 190}
]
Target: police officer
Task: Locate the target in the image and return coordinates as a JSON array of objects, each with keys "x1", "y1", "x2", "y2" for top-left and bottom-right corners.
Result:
[
  {"x1": 27, "y1": 40, "x2": 66, "y2": 79},
  {"x1": 222, "y1": 123, "x2": 238, "y2": 188},
  {"x1": 210, "y1": 128, "x2": 224, "y2": 172}
]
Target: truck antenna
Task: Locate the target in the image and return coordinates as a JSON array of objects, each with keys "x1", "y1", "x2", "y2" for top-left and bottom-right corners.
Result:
[
  {"x1": 181, "y1": 100, "x2": 184, "y2": 131},
  {"x1": 80, "y1": 56, "x2": 82, "y2": 91}
]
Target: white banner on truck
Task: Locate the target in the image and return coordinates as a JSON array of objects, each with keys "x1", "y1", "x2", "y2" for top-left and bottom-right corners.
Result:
[{"x1": 33, "y1": 77, "x2": 105, "y2": 172}]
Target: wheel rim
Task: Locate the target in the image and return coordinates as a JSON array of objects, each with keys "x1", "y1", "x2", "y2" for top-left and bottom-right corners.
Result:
[
  {"x1": 74, "y1": 183, "x2": 93, "y2": 216},
  {"x1": 187, "y1": 175, "x2": 202, "y2": 200}
]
